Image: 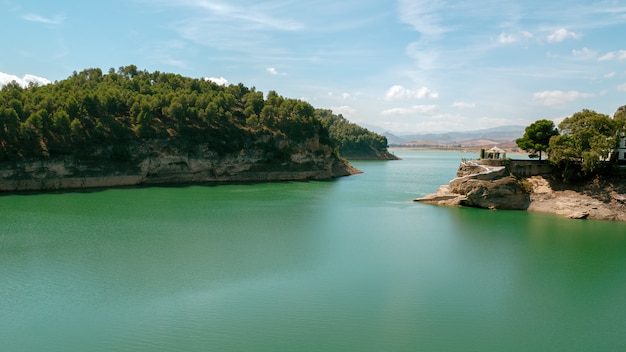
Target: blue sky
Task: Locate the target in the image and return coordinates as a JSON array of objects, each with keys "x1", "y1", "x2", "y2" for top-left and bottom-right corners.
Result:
[{"x1": 1, "y1": 0, "x2": 626, "y2": 133}]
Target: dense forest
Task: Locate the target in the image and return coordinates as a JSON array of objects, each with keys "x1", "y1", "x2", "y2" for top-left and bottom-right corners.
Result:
[{"x1": 0, "y1": 65, "x2": 391, "y2": 162}]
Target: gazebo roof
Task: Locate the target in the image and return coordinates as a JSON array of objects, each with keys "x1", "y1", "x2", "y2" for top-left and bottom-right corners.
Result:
[{"x1": 488, "y1": 146, "x2": 505, "y2": 152}]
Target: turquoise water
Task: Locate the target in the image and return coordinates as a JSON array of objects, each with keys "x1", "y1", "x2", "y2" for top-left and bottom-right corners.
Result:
[{"x1": 1, "y1": 150, "x2": 625, "y2": 351}]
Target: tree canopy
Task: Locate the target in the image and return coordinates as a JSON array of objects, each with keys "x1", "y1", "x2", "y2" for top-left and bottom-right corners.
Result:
[
  {"x1": 0, "y1": 66, "x2": 336, "y2": 161},
  {"x1": 548, "y1": 109, "x2": 619, "y2": 181},
  {"x1": 0, "y1": 66, "x2": 392, "y2": 163},
  {"x1": 516, "y1": 119, "x2": 558, "y2": 160}
]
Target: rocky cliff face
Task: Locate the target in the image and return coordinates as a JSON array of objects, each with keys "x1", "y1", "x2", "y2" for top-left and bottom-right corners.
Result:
[
  {"x1": 415, "y1": 160, "x2": 626, "y2": 221},
  {"x1": 0, "y1": 137, "x2": 360, "y2": 193}
]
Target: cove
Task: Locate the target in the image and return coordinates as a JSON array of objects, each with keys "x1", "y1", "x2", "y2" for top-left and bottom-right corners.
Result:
[{"x1": 1, "y1": 149, "x2": 625, "y2": 351}]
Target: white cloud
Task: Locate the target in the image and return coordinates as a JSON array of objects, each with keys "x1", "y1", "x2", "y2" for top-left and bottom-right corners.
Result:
[
  {"x1": 547, "y1": 28, "x2": 580, "y2": 43},
  {"x1": 22, "y1": 13, "x2": 65, "y2": 25},
  {"x1": 452, "y1": 101, "x2": 476, "y2": 109},
  {"x1": 618, "y1": 83, "x2": 626, "y2": 92},
  {"x1": 498, "y1": 32, "x2": 517, "y2": 44},
  {"x1": 385, "y1": 85, "x2": 439, "y2": 101},
  {"x1": 598, "y1": 50, "x2": 626, "y2": 61},
  {"x1": 532, "y1": 90, "x2": 592, "y2": 106},
  {"x1": 331, "y1": 105, "x2": 356, "y2": 117},
  {"x1": 381, "y1": 105, "x2": 439, "y2": 115},
  {"x1": 0, "y1": 72, "x2": 51, "y2": 87},
  {"x1": 266, "y1": 67, "x2": 287, "y2": 76},
  {"x1": 497, "y1": 31, "x2": 534, "y2": 45},
  {"x1": 205, "y1": 76, "x2": 228, "y2": 85}
]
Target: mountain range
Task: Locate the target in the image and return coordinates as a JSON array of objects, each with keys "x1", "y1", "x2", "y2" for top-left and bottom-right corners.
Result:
[{"x1": 380, "y1": 125, "x2": 525, "y2": 148}]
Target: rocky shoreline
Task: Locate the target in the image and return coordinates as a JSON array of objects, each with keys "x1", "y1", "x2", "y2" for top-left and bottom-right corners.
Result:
[
  {"x1": 0, "y1": 139, "x2": 360, "y2": 193},
  {"x1": 415, "y1": 159, "x2": 626, "y2": 222}
]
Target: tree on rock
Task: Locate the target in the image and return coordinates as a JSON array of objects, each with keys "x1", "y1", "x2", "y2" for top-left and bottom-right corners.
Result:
[
  {"x1": 516, "y1": 119, "x2": 559, "y2": 160},
  {"x1": 548, "y1": 109, "x2": 617, "y2": 181}
]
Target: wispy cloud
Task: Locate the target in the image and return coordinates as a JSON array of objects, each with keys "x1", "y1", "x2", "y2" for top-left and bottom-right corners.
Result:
[
  {"x1": 397, "y1": 0, "x2": 448, "y2": 39},
  {"x1": 452, "y1": 102, "x2": 476, "y2": 109},
  {"x1": 532, "y1": 90, "x2": 592, "y2": 106},
  {"x1": 165, "y1": 0, "x2": 303, "y2": 31},
  {"x1": 22, "y1": 13, "x2": 65, "y2": 25},
  {"x1": 618, "y1": 83, "x2": 626, "y2": 92},
  {"x1": 385, "y1": 85, "x2": 439, "y2": 101},
  {"x1": 571, "y1": 47, "x2": 596, "y2": 59},
  {"x1": 327, "y1": 91, "x2": 354, "y2": 100},
  {"x1": 604, "y1": 72, "x2": 616, "y2": 79},
  {"x1": 598, "y1": 50, "x2": 626, "y2": 61},
  {"x1": 140, "y1": 0, "x2": 314, "y2": 63},
  {"x1": 382, "y1": 104, "x2": 439, "y2": 115}
]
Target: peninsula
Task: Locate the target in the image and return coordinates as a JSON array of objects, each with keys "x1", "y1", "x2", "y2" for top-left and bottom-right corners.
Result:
[
  {"x1": 415, "y1": 157, "x2": 626, "y2": 221},
  {"x1": 0, "y1": 66, "x2": 397, "y2": 192},
  {"x1": 416, "y1": 107, "x2": 626, "y2": 222}
]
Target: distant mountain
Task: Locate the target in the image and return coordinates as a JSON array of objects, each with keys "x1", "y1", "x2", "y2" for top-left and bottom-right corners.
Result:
[{"x1": 384, "y1": 125, "x2": 525, "y2": 147}]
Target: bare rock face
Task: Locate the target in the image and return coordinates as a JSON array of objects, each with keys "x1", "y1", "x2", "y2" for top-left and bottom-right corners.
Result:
[
  {"x1": 0, "y1": 137, "x2": 360, "y2": 193},
  {"x1": 526, "y1": 176, "x2": 626, "y2": 221},
  {"x1": 449, "y1": 176, "x2": 530, "y2": 210}
]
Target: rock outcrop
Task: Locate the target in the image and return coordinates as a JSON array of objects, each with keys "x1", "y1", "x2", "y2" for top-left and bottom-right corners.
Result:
[
  {"x1": 524, "y1": 176, "x2": 626, "y2": 221},
  {"x1": 416, "y1": 164, "x2": 529, "y2": 210},
  {"x1": 0, "y1": 138, "x2": 360, "y2": 193},
  {"x1": 449, "y1": 175, "x2": 530, "y2": 210},
  {"x1": 416, "y1": 160, "x2": 626, "y2": 222}
]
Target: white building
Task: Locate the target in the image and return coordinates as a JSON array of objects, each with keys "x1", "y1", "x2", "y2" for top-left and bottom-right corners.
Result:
[{"x1": 618, "y1": 136, "x2": 626, "y2": 164}]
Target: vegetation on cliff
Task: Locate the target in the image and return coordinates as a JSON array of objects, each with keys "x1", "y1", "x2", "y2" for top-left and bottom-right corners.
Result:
[
  {"x1": 0, "y1": 65, "x2": 390, "y2": 164},
  {"x1": 517, "y1": 108, "x2": 626, "y2": 182},
  {"x1": 315, "y1": 109, "x2": 396, "y2": 159}
]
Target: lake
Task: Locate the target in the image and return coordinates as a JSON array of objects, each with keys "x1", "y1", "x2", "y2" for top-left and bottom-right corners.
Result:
[{"x1": 1, "y1": 149, "x2": 625, "y2": 351}]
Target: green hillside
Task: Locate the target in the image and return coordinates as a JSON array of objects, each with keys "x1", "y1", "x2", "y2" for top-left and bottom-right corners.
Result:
[{"x1": 0, "y1": 65, "x2": 392, "y2": 163}]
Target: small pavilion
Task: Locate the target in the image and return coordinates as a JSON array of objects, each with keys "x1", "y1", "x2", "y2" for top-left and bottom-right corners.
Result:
[{"x1": 485, "y1": 146, "x2": 506, "y2": 160}]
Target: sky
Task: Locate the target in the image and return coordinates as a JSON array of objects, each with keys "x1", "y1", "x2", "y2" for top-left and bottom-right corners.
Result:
[{"x1": 1, "y1": 0, "x2": 626, "y2": 134}]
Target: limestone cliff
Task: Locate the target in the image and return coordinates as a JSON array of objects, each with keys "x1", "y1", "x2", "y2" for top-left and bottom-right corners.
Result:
[
  {"x1": 415, "y1": 159, "x2": 626, "y2": 222},
  {"x1": 0, "y1": 137, "x2": 360, "y2": 193}
]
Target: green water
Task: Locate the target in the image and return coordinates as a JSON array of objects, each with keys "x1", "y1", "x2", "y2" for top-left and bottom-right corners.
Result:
[{"x1": 1, "y1": 150, "x2": 625, "y2": 351}]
